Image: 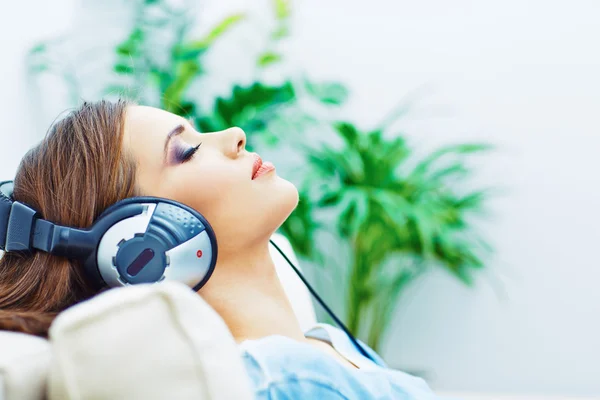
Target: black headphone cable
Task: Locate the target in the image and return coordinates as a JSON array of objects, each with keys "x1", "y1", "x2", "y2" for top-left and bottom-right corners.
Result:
[{"x1": 269, "y1": 239, "x2": 373, "y2": 361}]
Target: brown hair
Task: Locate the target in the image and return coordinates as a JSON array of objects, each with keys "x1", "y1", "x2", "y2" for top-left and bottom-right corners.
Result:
[{"x1": 0, "y1": 100, "x2": 137, "y2": 337}]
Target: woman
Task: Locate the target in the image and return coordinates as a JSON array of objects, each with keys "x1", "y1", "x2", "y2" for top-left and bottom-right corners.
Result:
[{"x1": 0, "y1": 100, "x2": 441, "y2": 399}]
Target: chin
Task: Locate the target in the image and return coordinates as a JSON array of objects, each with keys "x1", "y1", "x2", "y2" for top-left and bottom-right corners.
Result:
[
  {"x1": 277, "y1": 176, "x2": 299, "y2": 212},
  {"x1": 268, "y1": 177, "x2": 299, "y2": 229}
]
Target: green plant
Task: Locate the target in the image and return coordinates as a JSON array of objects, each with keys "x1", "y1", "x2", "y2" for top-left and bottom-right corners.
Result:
[
  {"x1": 306, "y1": 121, "x2": 491, "y2": 349},
  {"x1": 27, "y1": 0, "x2": 491, "y2": 353},
  {"x1": 103, "y1": 0, "x2": 345, "y2": 151}
]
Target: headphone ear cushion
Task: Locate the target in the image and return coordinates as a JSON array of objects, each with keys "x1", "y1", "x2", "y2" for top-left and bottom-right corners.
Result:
[
  {"x1": 147, "y1": 202, "x2": 208, "y2": 247},
  {"x1": 93, "y1": 197, "x2": 217, "y2": 291}
]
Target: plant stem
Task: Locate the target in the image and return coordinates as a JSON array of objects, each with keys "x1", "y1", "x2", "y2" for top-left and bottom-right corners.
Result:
[
  {"x1": 346, "y1": 233, "x2": 372, "y2": 337},
  {"x1": 367, "y1": 279, "x2": 404, "y2": 351},
  {"x1": 366, "y1": 270, "x2": 418, "y2": 352},
  {"x1": 347, "y1": 289, "x2": 363, "y2": 336},
  {"x1": 368, "y1": 306, "x2": 386, "y2": 352}
]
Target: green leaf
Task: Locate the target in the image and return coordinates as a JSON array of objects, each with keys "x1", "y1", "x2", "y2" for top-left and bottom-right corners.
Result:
[
  {"x1": 271, "y1": 25, "x2": 289, "y2": 40},
  {"x1": 338, "y1": 201, "x2": 356, "y2": 238},
  {"x1": 114, "y1": 64, "x2": 134, "y2": 74},
  {"x1": 257, "y1": 52, "x2": 282, "y2": 67},
  {"x1": 116, "y1": 28, "x2": 144, "y2": 56},
  {"x1": 181, "y1": 13, "x2": 245, "y2": 57},
  {"x1": 272, "y1": 0, "x2": 291, "y2": 20},
  {"x1": 454, "y1": 190, "x2": 488, "y2": 210},
  {"x1": 174, "y1": 46, "x2": 208, "y2": 61},
  {"x1": 413, "y1": 143, "x2": 492, "y2": 176},
  {"x1": 196, "y1": 116, "x2": 221, "y2": 133},
  {"x1": 305, "y1": 80, "x2": 348, "y2": 105},
  {"x1": 116, "y1": 43, "x2": 134, "y2": 56},
  {"x1": 130, "y1": 28, "x2": 144, "y2": 43},
  {"x1": 318, "y1": 191, "x2": 341, "y2": 207},
  {"x1": 429, "y1": 163, "x2": 469, "y2": 182},
  {"x1": 211, "y1": 82, "x2": 295, "y2": 129},
  {"x1": 29, "y1": 43, "x2": 46, "y2": 55},
  {"x1": 149, "y1": 68, "x2": 170, "y2": 91},
  {"x1": 307, "y1": 148, "x2": 339, "y2": 178},
  {"x1": 178, "y1": 102, "x2": 197, "y2": 118},
  {"x1": 262, "y1": 132, "x2": 280, "y2": 146},
  {"x1": 339, "y1": 189, "x2": 370, "y2": 238},
  {"x1": 29, "y1": 64, "x2": 49, "y2": 73},
  {"x1": 333, "y1": 122, "x2": 359, "y2": 144},
  {"x1": 162, "y1": 60, "x2": 202, "y2": 112}
]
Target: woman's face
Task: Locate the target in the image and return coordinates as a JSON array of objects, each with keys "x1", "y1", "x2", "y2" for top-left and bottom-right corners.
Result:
[{"x1": 123, "y1": 105, "x2": 299, "y2": 255}]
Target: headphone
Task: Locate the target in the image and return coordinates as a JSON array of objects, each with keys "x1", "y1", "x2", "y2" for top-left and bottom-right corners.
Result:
[
  {"x1": 0, "y1": 180, "x2": 218, "y2": 291},
  {"x1": 0, "y1": 180, "x2": 373, "y2": 360}
]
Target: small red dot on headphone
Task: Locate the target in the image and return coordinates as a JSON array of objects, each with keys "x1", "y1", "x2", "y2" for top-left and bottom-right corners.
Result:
[{"x1": 196, "y1": 250, "x2": 203, "y2": 258}]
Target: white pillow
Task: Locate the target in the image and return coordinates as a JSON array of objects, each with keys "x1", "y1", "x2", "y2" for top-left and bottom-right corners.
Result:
[
  {"x1": 0, "y1": 331, "x2": 50, "y2": 400},
  {"x1": 47, "y1": 281, "x2": 253, "y2": 400}
]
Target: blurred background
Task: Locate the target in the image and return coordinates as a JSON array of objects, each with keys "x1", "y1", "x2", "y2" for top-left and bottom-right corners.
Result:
[{"x1": 0, "y1": 0, "x2": 599, "y2": 398}]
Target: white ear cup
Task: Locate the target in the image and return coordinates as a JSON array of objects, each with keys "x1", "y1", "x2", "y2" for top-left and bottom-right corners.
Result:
[
  {"x1": 97, "y1": 204, "x2": 157, "y2": 287},
  {"x1": 94, "y1": 200, "x2": 218, "y2": 290},
  {"x1": 164, "y1": 230, "x2": 214, "y2": 288}
]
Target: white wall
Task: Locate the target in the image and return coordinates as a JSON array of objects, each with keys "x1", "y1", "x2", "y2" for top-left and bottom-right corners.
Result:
[
  {"x1": 286, "y1": 1, "x2": 600, "y2": 397},
  {"x1": 0, "y1": 0, "x2": 76, "y2": 178},
  {"x1": 287, "y1": 1, "x2": 600, "y2": 397},
  {"x1": 1, "y1": 0, "x2": 599, "y2": 397}
]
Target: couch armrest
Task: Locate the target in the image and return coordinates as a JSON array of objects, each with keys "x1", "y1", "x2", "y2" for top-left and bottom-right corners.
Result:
[{"x1": 47, "y1": 282, "x2": 253, "y2": 400}]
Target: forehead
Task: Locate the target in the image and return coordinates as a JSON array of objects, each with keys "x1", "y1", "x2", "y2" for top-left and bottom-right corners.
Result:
[
  {"x1": 123, "y1": 105, "x2": 187, "y2": 175},
  {"x1": 125, "y1": 105, "x2": 184, "y2": 144}
]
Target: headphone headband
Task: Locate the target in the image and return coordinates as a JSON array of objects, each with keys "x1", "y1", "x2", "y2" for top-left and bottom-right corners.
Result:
[
  {"x1": 0, "y1": 181, "x2": 13, "y2": 251},
  {"x1": 0, "y1": 180, "x2": 35, "y2": 252},
  {"x1": 0, "y1": 180, "x2": 13, "y2": 199},
  {"x1": 0, "y1": 180, "x2": 99, "y2": 256}
]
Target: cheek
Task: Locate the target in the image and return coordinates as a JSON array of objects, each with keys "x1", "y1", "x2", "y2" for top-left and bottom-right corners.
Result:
[{"x1": 175, "y1": 162, "x2": 244, "y2": 214}]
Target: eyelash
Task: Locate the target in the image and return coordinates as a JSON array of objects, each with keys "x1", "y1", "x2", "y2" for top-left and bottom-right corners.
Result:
[{"x1": 176, "y1": 143, "x2": 202, "y2": 163}]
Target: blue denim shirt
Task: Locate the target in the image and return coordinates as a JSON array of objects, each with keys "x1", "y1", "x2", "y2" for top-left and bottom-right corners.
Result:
[{"x1": 239, "y1": 324, "x2": 442, "y2": 399}]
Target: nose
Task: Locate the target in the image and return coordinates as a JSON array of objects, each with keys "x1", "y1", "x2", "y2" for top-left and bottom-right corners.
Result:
[{"x1": 222, "y1": 127, "x2": 246, "y2": 157}]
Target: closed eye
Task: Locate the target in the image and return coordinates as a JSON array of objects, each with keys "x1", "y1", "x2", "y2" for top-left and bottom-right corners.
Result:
[{"x1": 174, "y1": 142, "x2": 202, "y2": 163}]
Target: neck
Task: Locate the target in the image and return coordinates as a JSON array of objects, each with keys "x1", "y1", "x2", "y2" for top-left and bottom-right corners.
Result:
[{"x1": 198, "y1": 239, "x2": 306, "y2": 343}]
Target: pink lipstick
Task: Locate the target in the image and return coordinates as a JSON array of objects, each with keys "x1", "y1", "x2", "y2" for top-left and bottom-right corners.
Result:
[{"x1": 252, "y1": 154, "x2": 276, "y2": 179}]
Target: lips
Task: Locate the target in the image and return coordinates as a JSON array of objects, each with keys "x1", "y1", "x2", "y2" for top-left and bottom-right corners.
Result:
[
  {"x1": 252, "y1": 154, "x2": 263, "y2": 179},
  {"x1": 251, "y1": 153, "x2": 275, "y2": 179}
]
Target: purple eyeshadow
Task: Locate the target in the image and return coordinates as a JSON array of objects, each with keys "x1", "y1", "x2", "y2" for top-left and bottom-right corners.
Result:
[
  {"x1": 171, "y1": 143, "x2": 192, "y2": 163},
  {"x1": 169, "y1": 140, "x2": 202, "y2": 164}
]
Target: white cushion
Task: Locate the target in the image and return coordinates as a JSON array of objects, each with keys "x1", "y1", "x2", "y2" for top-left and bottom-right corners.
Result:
[
  {"x1": 0, "y1": 331, "x2": 50, "y2": 400},
  {"x1": 0, "y1": 233, "x2": 314, "y2": 399},
  {"x1": 47, "y1": 281, "x2": 253, "y2": 400}
]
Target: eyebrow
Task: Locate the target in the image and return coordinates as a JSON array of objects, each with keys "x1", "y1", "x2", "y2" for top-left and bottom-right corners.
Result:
[{"x1": 163, "y1": 124, "x2": 186, "y2": 162}]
